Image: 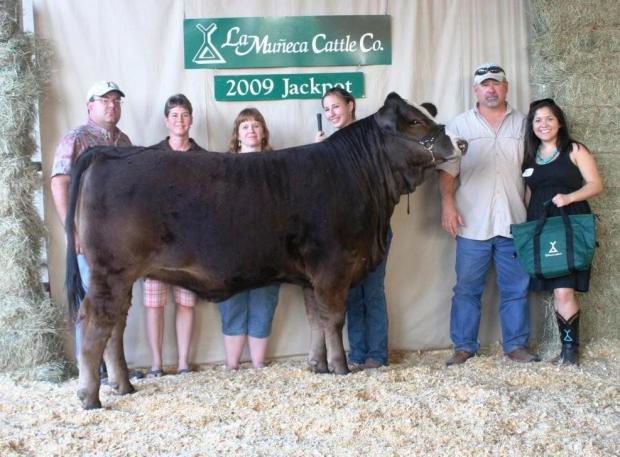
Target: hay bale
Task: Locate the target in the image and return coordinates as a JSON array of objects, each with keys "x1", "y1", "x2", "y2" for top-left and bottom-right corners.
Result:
[
  {"x1": 0, "y1": 69, "x2": 40, "y2": 156},
  {"x1": 564, "y1": 106, "x2": 620, "y2": 155},
  {"x1": 0, "y1": 157, "x2": 40, "y2": 216},
  {"x1": 529, "y1": 0, "x2": 620, "y2": 33},
  {"x1": 0, "y1": 1, "x2": 67, "y2": 380},
  {"x1": 0, "y1": 0, "x2": 19, "y2": 42},
  {"x1": 0, "y1": 216, "x2": 44, "y2": 292},
  {"x1": 0, "y1": 34, "x2": 50, "y2": 157}
]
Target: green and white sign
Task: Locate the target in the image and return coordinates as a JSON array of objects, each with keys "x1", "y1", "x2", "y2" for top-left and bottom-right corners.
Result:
[
  {"x1": 184, "y1": 15, "x2": 391, "y2": 69},
  {"x1": 214, "y1": 72, "x2": 364, "y2": 101}
]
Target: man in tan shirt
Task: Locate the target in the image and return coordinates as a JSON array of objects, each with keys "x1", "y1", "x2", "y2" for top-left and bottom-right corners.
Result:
[{"x1": 438, "y1": 63, "x2": 540, "y2": 366}]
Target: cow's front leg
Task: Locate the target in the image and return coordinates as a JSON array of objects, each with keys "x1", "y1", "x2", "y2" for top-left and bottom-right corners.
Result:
[
  {"x1": 76, "y1": 297, "x2": 110, "y2": 409},
  {"x1": 303, "y1": 287, "x2": 328, "y2": 373},
  {"x1": 313, "y1": 285, "x2": 349, "y2": 375},
  {"x1": 103, "y1": 309, "x2": 134, "y2": 396}
]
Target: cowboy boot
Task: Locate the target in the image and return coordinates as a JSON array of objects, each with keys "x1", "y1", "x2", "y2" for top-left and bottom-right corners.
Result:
[{"x1": 555, "y1": 311, "x2": 580, "y2": 365}]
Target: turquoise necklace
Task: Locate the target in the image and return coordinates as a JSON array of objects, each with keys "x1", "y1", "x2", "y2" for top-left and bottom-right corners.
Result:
[{"x1": 535, "y1": 145, "x2": 559, "y2": 165}]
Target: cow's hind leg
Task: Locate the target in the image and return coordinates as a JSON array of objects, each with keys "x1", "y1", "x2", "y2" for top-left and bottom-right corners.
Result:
[
  {"x1": 76, "y1": 296, "x2": 111, "y2": 409},
  {"x1": 303, "y1": 287, "x2": 328, "y2": 373},
  {"x1": 77, "y1": 273, "x2": 134, "y2": 409},
  {"x1": 103, "y1": 308, "x2": 135, "y2": 396}
]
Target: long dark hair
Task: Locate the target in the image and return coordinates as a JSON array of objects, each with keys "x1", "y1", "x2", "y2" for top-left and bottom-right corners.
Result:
[
  {"x1": 523, "y1": 98, "x2": 579, "y2": 170},
  {"x1": 321, "y1": 86, "x2": 356, "y2": 120}
]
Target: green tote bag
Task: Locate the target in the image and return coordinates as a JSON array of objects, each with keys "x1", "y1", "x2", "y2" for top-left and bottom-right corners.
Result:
[{"x1": 511, "y1": 204, "x2": 596, "y2": 279}]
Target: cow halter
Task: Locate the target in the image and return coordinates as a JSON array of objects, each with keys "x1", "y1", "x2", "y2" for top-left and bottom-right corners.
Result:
[
  {"x1": 374, "y1": 114, "x2": 444, "y2": 165},
  {"x1": 416, "y1": 126, "x2": 447, "y2": 164}
]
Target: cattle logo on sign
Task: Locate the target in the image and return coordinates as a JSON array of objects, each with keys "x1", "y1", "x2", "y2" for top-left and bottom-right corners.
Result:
[{"x1": 193, "y1": 23, "x2": 226, "y2": 65}]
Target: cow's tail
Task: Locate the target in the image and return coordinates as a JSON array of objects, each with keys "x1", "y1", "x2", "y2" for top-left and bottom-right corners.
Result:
[
  {"x1": 65, "y1": 146, "x2": 113, "y2": 317},
  {"x1": 65, "y1": 148, "x2": 98, "y2": 316}
]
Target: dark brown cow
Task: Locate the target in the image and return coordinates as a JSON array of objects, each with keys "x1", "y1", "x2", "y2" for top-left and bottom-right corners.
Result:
[{"x1": 65, "y1": 92, "x2": 466, "y2": 409}]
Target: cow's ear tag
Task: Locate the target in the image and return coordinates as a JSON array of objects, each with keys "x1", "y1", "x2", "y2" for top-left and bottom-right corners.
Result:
[{"x1": 522, "y1": 168, "x2": 534, "y2": 177}]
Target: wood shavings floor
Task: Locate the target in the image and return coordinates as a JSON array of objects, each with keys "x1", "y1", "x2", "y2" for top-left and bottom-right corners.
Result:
[{"x1": 1, "y1": 341, "x2": 618, "y2": 456}]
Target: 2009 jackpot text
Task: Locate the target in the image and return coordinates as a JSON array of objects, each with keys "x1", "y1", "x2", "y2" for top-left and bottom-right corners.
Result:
[{"x1": 222, "y1": 76, "x2": 354, "y2": 100}]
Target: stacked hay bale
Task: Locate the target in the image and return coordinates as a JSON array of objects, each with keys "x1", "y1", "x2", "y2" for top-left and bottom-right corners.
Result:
[
  {"x1": 529, "y1": 0, "x2": 620, "y2": 356},
  {"x1": 0, "y1": 0, "x2": 66, "y2": 380}
]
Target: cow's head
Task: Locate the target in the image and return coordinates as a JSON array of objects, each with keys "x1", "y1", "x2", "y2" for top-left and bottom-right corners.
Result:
[
  {"x1": 375, "y1": 92, "x2": 467, "y2": 165},
  {"x1": 373, "y1": 92, "x2": 467, "y2": 194}
]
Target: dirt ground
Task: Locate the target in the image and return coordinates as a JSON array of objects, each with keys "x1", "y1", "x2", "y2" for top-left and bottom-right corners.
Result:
[{"x1": 1, "y1": 341, "x2": 618, "y2": 456}]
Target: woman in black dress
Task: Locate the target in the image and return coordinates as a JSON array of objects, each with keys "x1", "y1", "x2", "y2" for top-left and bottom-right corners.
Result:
[{"x1": 522, "y1": 99, "x2": 603, "y2": 364}]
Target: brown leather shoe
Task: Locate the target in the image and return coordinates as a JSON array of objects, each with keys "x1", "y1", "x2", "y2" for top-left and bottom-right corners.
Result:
[
  {"x1": 348, "y1": 362, "x2": 363, "y2": 372},
  {"x1": 360, "y1": 358, "x2": 385, "y2": 369},
  {"x1": 446, "y1": 350, "x2": 475, "y2": 366},
  {"x1": 505, "y1": 348, "x2": 541, "y2": 363}
]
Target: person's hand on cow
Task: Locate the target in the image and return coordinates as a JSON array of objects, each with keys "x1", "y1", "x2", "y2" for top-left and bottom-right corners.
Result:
[{"x1": 441, "y1": 202, "x2": 464, "y2": 237}]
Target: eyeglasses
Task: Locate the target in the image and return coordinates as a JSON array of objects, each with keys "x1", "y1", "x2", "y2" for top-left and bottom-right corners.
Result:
[
  {"x1": 529, "y1": 98, "x2": 556, "y2": 108},
  {"x1": 92, "y1": 96, "x2": 123, "y2": 107},
  {"x1": 474, "y1": 65, "x2": 505, "y2": 76}
]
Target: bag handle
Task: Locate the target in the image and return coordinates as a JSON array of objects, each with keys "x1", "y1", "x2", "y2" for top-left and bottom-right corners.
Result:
[{"x1": 532, "y1": 200, "x2": 576, "y2": 278}]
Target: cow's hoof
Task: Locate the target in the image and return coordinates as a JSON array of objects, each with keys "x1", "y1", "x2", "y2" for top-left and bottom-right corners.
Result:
[
  {"x1": 77, "y1": 388, "x2": 102, "y2": 410},
  {"x1": 307, "y1": 359, "x2": 329, "y2": 374},
  {"x1": 114, "y1": 382, "x2": 136, "y2": 396},
  {"x1": 329, "y1": 363, "x2": 350, "y2": 375}
]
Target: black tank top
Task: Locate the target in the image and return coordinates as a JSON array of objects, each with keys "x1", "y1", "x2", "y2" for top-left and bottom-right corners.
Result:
[{"x1": 524, "y1": 150, "x2": 591, "y2": 221}]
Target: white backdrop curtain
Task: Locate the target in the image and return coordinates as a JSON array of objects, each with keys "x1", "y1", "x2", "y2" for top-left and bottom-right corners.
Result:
[{"x1": 35, "y1": 0, "x2": 533, "y2": 367}]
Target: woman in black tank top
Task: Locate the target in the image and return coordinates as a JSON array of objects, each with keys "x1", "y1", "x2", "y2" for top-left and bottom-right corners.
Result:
[{"x1": 522, "y1": 99, "x2": 603, "y2": 365}]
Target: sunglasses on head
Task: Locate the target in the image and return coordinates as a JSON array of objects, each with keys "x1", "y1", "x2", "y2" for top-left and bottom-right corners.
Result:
[
  {"x1": 529, "y1": 98, "x2": 556, "y2": 108},
  {"x1": 474, "y1": 65, "x2": 505, "y2": 76}
]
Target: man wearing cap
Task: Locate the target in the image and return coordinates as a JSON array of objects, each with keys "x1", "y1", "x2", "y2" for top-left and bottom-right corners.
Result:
[
  {"x1": 51, "y1": 81, "x2": 142, "y2": 379},
  {"x1": 51, "y1": 81, "x2": 130, "y2": 223},
  {"x1": 438, "y1": 63, "x2": 540, "y2": 366}
]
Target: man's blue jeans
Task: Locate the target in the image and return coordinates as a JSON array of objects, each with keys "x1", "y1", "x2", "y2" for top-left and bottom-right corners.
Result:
[
  {"x1": 346, "y1": 230, "x2": 392, "y2": 365},
  {"x1": 450, "y1": 236, "x2": 530, "y2": 353},
  {"x1": 75, "y1": 254, "x2": 90, "y2": 358}
]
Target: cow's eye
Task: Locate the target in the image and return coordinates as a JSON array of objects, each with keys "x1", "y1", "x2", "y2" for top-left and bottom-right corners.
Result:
[{"x1": 409, "y1": 119, "x2": 419, "y2": 126}]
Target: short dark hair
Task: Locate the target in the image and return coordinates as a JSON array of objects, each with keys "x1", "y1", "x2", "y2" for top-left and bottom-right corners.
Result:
[
  {"x1": 164, "y1": 93, "x2": 193, "y2": 117},
  {"x1": 321, "y1": 86, "x2": 356, "y2": 120}
]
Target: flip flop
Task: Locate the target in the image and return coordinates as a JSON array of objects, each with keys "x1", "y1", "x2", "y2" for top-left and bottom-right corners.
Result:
[
  {"x1": 129, "y1": 369, "x2": 145, "y2": 379},
  {"x1": 175, "y1": 368, "x2": 192, "y2": 375},
  {"x1": 146, "y1": 369, "x2": 164, "y2": 378}
]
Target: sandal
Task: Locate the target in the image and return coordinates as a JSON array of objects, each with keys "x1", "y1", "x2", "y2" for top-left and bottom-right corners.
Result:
[
  {"x1": 175, "y1": 368, "x2": 192, "y2": 375},
  {"x1": 129, "y1": 369, "x2": 145, "y2": 380},
  {"x1": 146, "y1": 369, "x2": 164, "y2": 378}
]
